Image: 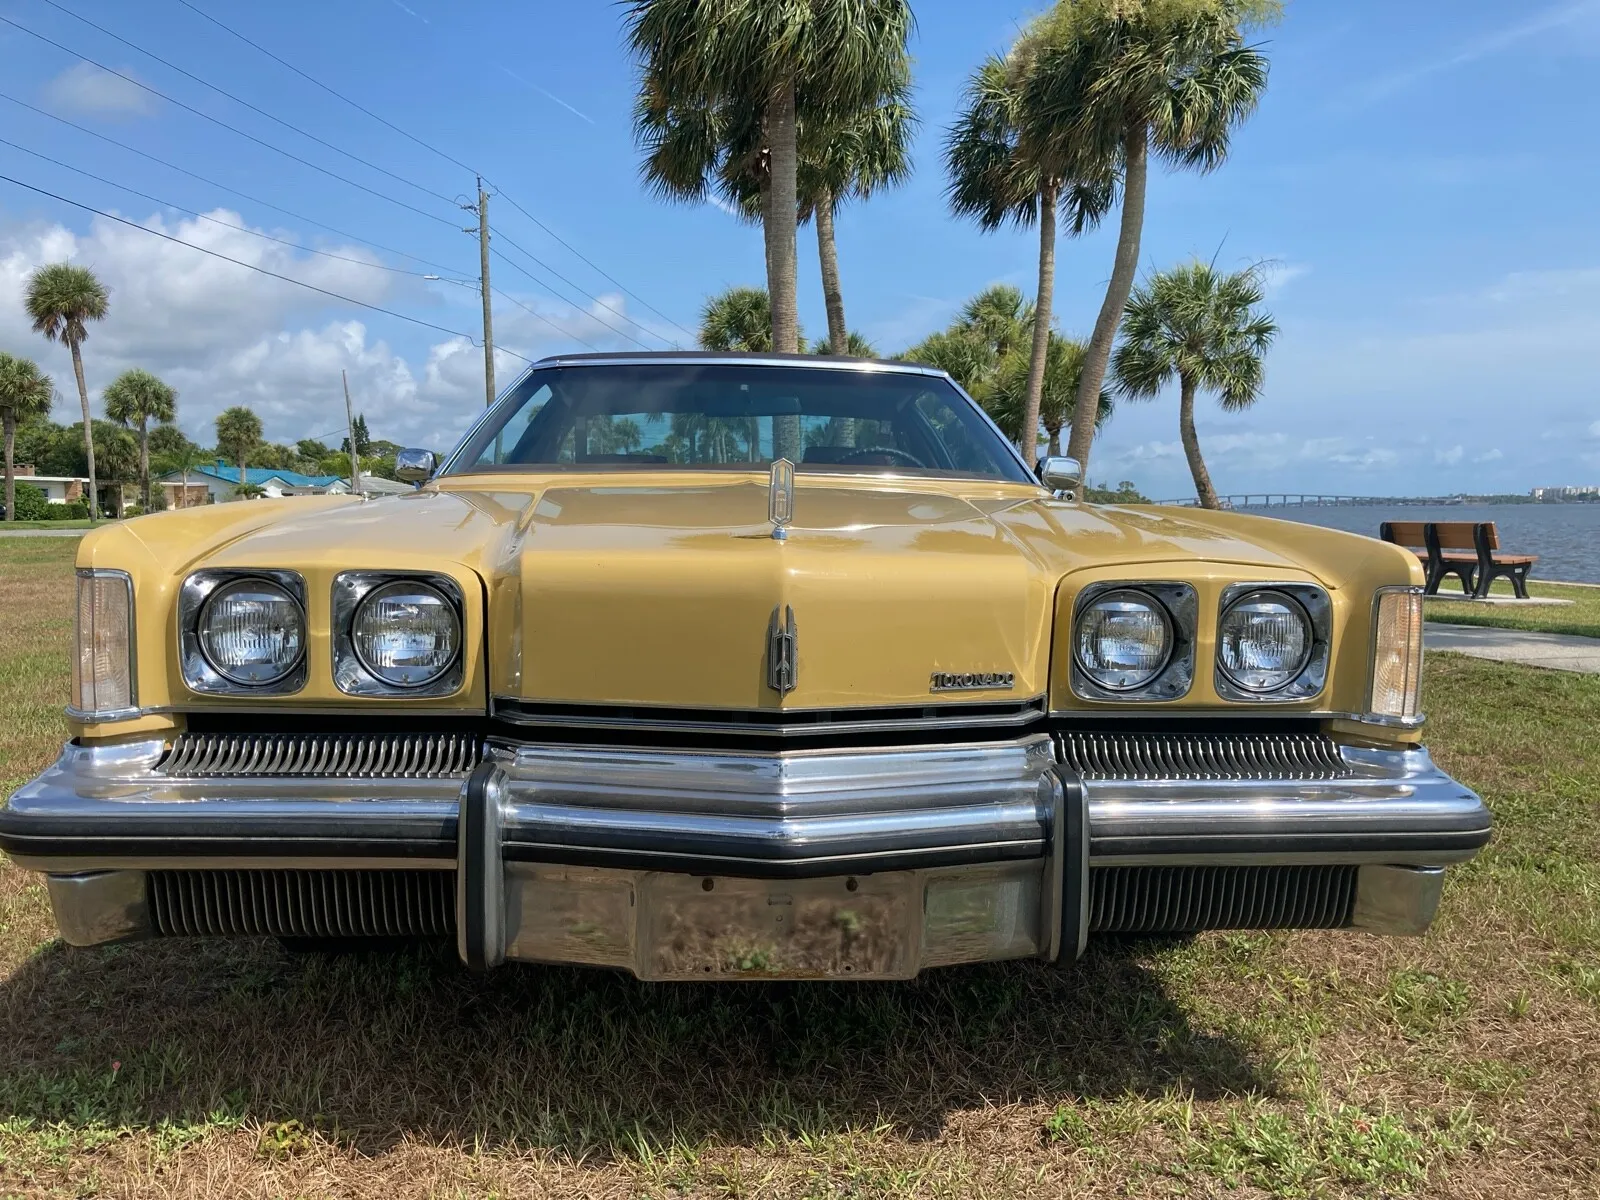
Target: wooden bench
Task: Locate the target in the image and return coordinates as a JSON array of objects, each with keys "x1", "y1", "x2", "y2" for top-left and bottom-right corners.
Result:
[{"x1": 1379, "y1": 520, "x2": 1537, "y2": 598}]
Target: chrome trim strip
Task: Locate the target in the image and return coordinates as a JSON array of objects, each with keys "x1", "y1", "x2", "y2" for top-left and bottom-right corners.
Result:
[{"x1": 491, "y1": 696, "x2": 1049, "y2": 736}]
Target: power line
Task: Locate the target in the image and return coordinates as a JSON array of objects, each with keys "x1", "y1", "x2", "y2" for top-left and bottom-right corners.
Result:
[
  {"x1": 0, "y1": 172, "x2": 538, "y2": 365},
  {"x1": 490, "y1": 286, "x2": 601, "y2": 353},
  {"x1": 491, "y1": 223, "x2": 674, "y2": 348},
  {"x1": 0, "y1": 91, "x2": 470, "y2": 277},
  {"x1": 0, "y1": 134, "x2": 467, "y2": 282},
  {"x1": 160, "y1": 0, "x2": 697, "y2": 344},
  {"x1": 39, "y1": 0, "x2": 459, "y2": 208},
  {"x1": 489, "y1": 246, "x2": 652, "y2": 351},
  {"x1": 488, "y1": 188, "x2": 699, "y2": 343},
  {"x1": 0, "y1": 12, "x2": 459, "y2": 229},
  {"x1": 171, "y1": 0, "x2": 478, "y2": 177}
]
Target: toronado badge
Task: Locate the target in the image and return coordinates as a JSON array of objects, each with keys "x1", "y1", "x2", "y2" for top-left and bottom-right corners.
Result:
[
  {"x1": 930, "y1": 671, "x2": 1016, "y2": 692},
  {"x1": 768, "y1": 457, "x2": 795, "y2": 540}
]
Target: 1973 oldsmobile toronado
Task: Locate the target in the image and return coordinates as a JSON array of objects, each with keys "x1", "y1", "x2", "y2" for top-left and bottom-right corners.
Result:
[{"x1": 0, "y1": 354, "x2": 1491, "y2": 978}]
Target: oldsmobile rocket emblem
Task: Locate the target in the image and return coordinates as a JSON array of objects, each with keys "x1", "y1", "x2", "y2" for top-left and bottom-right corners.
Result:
[
  {"x1": 768, "y1": 458, "x2": 795, "y2": 541},
  {"x1": 767, "y1": 605, "x2": 798, "y2": 694}
]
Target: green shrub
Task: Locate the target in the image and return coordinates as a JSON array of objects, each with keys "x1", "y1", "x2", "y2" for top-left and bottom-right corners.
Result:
[{"x1": 8, "y1": 481, "x2": 51, "y2": 520}]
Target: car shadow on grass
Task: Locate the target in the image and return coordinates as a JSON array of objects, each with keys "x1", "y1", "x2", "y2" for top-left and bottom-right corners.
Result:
[{"x1": 0, "y1": 934, "x2": 1267, "y2": 1157}]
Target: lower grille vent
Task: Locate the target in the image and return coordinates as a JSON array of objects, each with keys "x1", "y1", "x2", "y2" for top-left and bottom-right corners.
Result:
[
  {"x1": 149, "y1": 870, "x2": 456, "y2": 939},
  {"x1": 158, "y1": 733, "x2": 482, "y2": 778},
  {"x1": 1060, "y1": 731, "x2": 1350, "y2": 781},
  {"x1": 1089, "y1": 865, "x2": 1357, "y2": 933}
]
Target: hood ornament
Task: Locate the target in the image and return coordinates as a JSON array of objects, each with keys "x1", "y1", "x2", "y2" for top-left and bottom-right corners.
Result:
[
  {"x1": 768, "y1": 458, "x2": 795, "y2": 541},
  {"x1": 767, "y1": 605, "x2": 798, "y2": 694}
]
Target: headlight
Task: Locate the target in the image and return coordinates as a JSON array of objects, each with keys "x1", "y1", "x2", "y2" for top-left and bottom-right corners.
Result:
[
  {"x1": 1368, "y1": 586, "x2": 1424, "y2": 724},
  {"x1": 71, "y1": 569, "x2": 136, "y2": 719},
  {"x1": 350, "y1": 580, "x2": 461, "y2": 687},
  {"x1": 198, "y1": 578, "x2": 306, "y2": 685},
  {"x1": 1075, "y1": 589, "x2": 1173, "y2": 691},
  {"x1": 1217, "y1": 591, "x2": 1312, "y2": 693}
]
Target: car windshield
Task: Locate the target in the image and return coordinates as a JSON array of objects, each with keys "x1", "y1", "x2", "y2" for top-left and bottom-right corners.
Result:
[{"x1": 443, "y1": 361, "x2": 1032, "y2": 483}]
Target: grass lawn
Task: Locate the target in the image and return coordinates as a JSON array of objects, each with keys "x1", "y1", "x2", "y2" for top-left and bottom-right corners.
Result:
[
  {"x1": 1, "y1": 539, "x2": 1597, "y2": 1197},
  {"x1": 0, "y1": 521, "x2": 94, "y2": 531},
  {"x1": 1426, "y1": 579, "x2": 1600, "y2": 640}
]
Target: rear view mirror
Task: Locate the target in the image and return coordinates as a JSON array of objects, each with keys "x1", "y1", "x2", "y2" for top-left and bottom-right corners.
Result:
[{"x1": 1038, "y1": 456, "x2": 1082, "y2": 495}]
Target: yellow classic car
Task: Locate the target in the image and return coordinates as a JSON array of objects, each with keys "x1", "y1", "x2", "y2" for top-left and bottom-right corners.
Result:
[{"x1": 1, "y1": 353, "x2": 1490, "y2": 979}]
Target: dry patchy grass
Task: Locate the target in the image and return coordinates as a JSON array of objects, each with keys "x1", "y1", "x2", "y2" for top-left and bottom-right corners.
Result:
[{"x1": 1, "y1": 543, "x2": 1598, "y2": 1197}]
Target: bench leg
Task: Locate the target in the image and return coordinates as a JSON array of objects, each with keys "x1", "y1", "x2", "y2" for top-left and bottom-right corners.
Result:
[{"x1": 1511, "y1": 568, "x2": 1530, "y2": 599}]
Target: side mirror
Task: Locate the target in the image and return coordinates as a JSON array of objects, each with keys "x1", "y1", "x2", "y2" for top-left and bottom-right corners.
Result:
[
  {"x1": 1037, "y1": 455, "x2": 1082, "y2": 496},
  {"x1": 394, "y1": 448, "x2": 437, "y2": 485}
]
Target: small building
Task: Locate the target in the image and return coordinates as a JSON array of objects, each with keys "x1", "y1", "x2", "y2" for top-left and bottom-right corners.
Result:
[{"x1": 157, "y1": 463, "x2": 345, "y2": 506}]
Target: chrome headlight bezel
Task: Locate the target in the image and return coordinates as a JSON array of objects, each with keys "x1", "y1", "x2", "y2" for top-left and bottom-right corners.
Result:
[
  {"x1": 332, "y1": 571, "x2": 465, "y2": 697},
  {"x1": 178, "y1": 570, "x2": 308, "y2": 696},
  {"x1": 1070, "y1": 581, "x2": 1196, "y2": 702},
  {"x1": 1214, "y1": 582, "x2": 1332, "y2": 703}
]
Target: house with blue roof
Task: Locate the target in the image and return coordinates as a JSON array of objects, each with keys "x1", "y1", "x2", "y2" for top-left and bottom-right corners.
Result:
[{"x1": 156, "y1": 461, "x2": 349, "y2": 507}]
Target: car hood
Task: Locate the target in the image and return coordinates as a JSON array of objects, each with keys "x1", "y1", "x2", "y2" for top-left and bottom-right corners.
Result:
[{"x1": 131, "y1": 473, "x2": 1361, "y2": 713}]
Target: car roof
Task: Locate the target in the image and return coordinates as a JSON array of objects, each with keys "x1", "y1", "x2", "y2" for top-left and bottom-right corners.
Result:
[{"x1": 532, "y1": 350, "x2": 948, "y2": 377}]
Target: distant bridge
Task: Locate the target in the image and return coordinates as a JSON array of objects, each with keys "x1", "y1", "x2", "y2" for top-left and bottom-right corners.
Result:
[{"x1": 1151, "y1": 494, "x2": 1471, "y2": 508}]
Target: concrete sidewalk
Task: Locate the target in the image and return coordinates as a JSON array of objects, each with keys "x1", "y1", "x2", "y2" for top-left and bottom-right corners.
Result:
[
  {"x1": 1425, "y1": 623, "x2": 1600, "y2": 675},
  {"x1": 0, "y1": 529, "x2": 85, "y2": 537}
]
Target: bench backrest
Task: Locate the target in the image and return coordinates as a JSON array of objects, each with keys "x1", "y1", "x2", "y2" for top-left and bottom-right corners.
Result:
[
  {"x1": 1428, "y1": 521, "x2": 1484, "y2": 551},
  {"x1": 1379, "y1": 521, "x2": 1427, "y2": 549}
]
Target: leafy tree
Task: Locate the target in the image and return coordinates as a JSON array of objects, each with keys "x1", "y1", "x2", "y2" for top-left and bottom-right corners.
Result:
[
  {"x1": 899, "y1": 285, "x2": 1035, "y2": 399},
  {"x1": 0, "y1": 353, "x2": 54, "y2": 522},
  {"x1": 1083, "y1": 479, "x2": 1151, "y2": 503},
  {"x1": 148, "y1": 422, "x2": 199, "y2": 461},
  {"x1": 10, "y1": 481, "x2": 51, "y2": 521},
  {"x1": 103, "y1": 368, "x2": 177, "y2": 512},
  {"x1": 157, "y1": 439, "x2": 209, "y2": 509},
  {"x1": 90, "y1": 420, "x2": 138, "y2": 513},
  {"x1": 214, "y1": 406, "x2": 264, "y2": 481},
  {"x1": 1111, "y1": 260, "x2": 1277, "y2": 509},
  {"x1": 699, "y1": 287, "x2": 806, "y2": 353},
  {"x1": 987, "y1": 332, "x2": 1112, "y2": 456},
  {"x1": 296, "y1": 438, "x2": 331, "y2": 461},
  {"x1": 24, "y1": 262, "x2": 109, "y2": 521},
  {"x1": 1023, "y1": 0, "x2": 1275, "y2": 479},
  {"x1": 626, "y1": 0, "x2": 913, "y2": 359},
  {"x1": 340, "y1": 414, "x2": 371, "y2": 458},
  {"x1": 946, "y1": 27, "x2": 1116, "y2": 459},
  {"x1": 811, "y1": 331, "x2": 877, "y2": 357}
]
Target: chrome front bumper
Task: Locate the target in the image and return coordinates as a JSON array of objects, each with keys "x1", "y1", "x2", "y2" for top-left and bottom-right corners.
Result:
[{"x1": 2, "y1": 733, "x2": 1492, "y2": 978}]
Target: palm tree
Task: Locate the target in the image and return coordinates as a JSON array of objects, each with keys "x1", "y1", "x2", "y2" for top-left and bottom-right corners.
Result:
[
  {"x1": 214, "y1": 406, "x2": 263, "y2": 492},
  {"x1": 988, "y1": 332, "x2": 1112, "y2": 456},
  {"x1": 900, "y1": 285, "x2": 1034, "y2": 403},
  {"x1": 103, "y1": 368, "x2": 177, "y2": 512},
  {"x1": 25, "y1": 263, "x2": 110, "y2": 522},
  {"x1": 812, "y1": 331, "x2": 876, "y2": 357},
  {"x1": 1026, "y1": 0, "x2": 1275, "y2": 480},
  {"x1": 625, "y1": 0, "x2": 913, "y2": 355},
  {"x1": 0, "y1": 353, "x2": 54, "y2": 522},
  {"x1": 956, "y1": 284, "x2": 1034, "y2": 363},
  {"x1": 946, "y1": 36, "x2": 1116, "y2": 462},
  {"x1": 1111, "y1": 260, "x2": 1277, "y2": 509},
  {"x1": 699, "y1": 287, "x2": 787, "y2": 352}
]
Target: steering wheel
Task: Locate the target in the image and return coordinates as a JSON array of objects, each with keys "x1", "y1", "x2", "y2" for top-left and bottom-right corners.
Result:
[{"x1": 837, "y1": 445, "x2": 926, "y2": 470}]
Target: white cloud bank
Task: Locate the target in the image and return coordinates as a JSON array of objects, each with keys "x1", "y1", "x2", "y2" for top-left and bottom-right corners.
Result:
[
  {"x1": 0, "y1": 207, "x2": 671, "y2": 452},
  {"x1": 41, "y1": 63, "x2": 156, "y2": 118}
]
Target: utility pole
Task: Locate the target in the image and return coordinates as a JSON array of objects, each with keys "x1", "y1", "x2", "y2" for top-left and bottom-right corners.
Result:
[
  {"x1": 342, "y1": 369, "x2": 363, "y2": 497},
  {"x1": 473, "y1": 177, "x2": 495, "y2": 408}
]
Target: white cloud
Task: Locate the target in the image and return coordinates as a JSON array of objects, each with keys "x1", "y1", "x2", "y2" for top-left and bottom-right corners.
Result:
[
  {"x1": 41, "y1": 63, "x2": 156, "y2": 118},
  {"x1": 1474, "y1": 448, "x2": 1504, "y2": 463},
  {"x1": 1589, "y1": 420, "x2": 1600, "y2": 438},
  {"x1": 0, "y1": 208, "x2": 673, "y2": 453},
  {"x1": 1435, "y1": 445, "x2": 1465, "y2": 466},
  {"x1": 1254, "y1": 260, "x2": 1310, "y2": 297}
]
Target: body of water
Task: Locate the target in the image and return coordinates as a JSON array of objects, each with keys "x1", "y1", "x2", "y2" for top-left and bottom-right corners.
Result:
[{"x1": 1228, "y1": 503, "x2": 1600, "y2": 584}]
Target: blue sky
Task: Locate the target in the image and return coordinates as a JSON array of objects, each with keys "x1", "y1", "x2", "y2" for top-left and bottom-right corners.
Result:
[{"x1": 1, "y1": 0, "x2": 1596, "y2": 497}]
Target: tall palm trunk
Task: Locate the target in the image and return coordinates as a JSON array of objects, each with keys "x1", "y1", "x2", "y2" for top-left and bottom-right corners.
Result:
[
  {"x1": 1179, "y1": 373, "x2": 1220, "y2": 509},
  {"x1": 1067, "y1": 121, "x2": 1149, "y2": 477},
  {"x1": 137, "y1": 416, "x2": 150, "y2": 511},
  {"x1": 815, "y1": 188, "x2": 848, "y2": 351},
  {"x1": 1020, "y1": 177, "x2": 1060, "y2": 464},
  {"x1": 1046, "y1": 422, "x2": 1062, "y2": 457},
  {"x1": 4, "y1": 413, "x2": 15, "y2": 522},
  {"x1": 763, "y1": 78, "x2": 801, "y2": 461},
  {"x1": 814, "y1": 188, "x2": 855, "y2": 446},
  {"x1": 68, "y1": 337, "x2": 98, "y2": 523}
]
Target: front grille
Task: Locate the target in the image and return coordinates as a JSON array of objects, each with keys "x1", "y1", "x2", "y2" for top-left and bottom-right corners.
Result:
[
  {"x1": 148, "y1": 869, "x2": 456, "y2": 938},
  {"x1": 1089, "y1": 865, "x2": 1357, "y2": 933},
  {"x1": 157, "y1": 732, "x2": 482, "y2": 778},
  {"x1": 1059, "y1": 730, "x2": 1350, "y2": 781}
]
